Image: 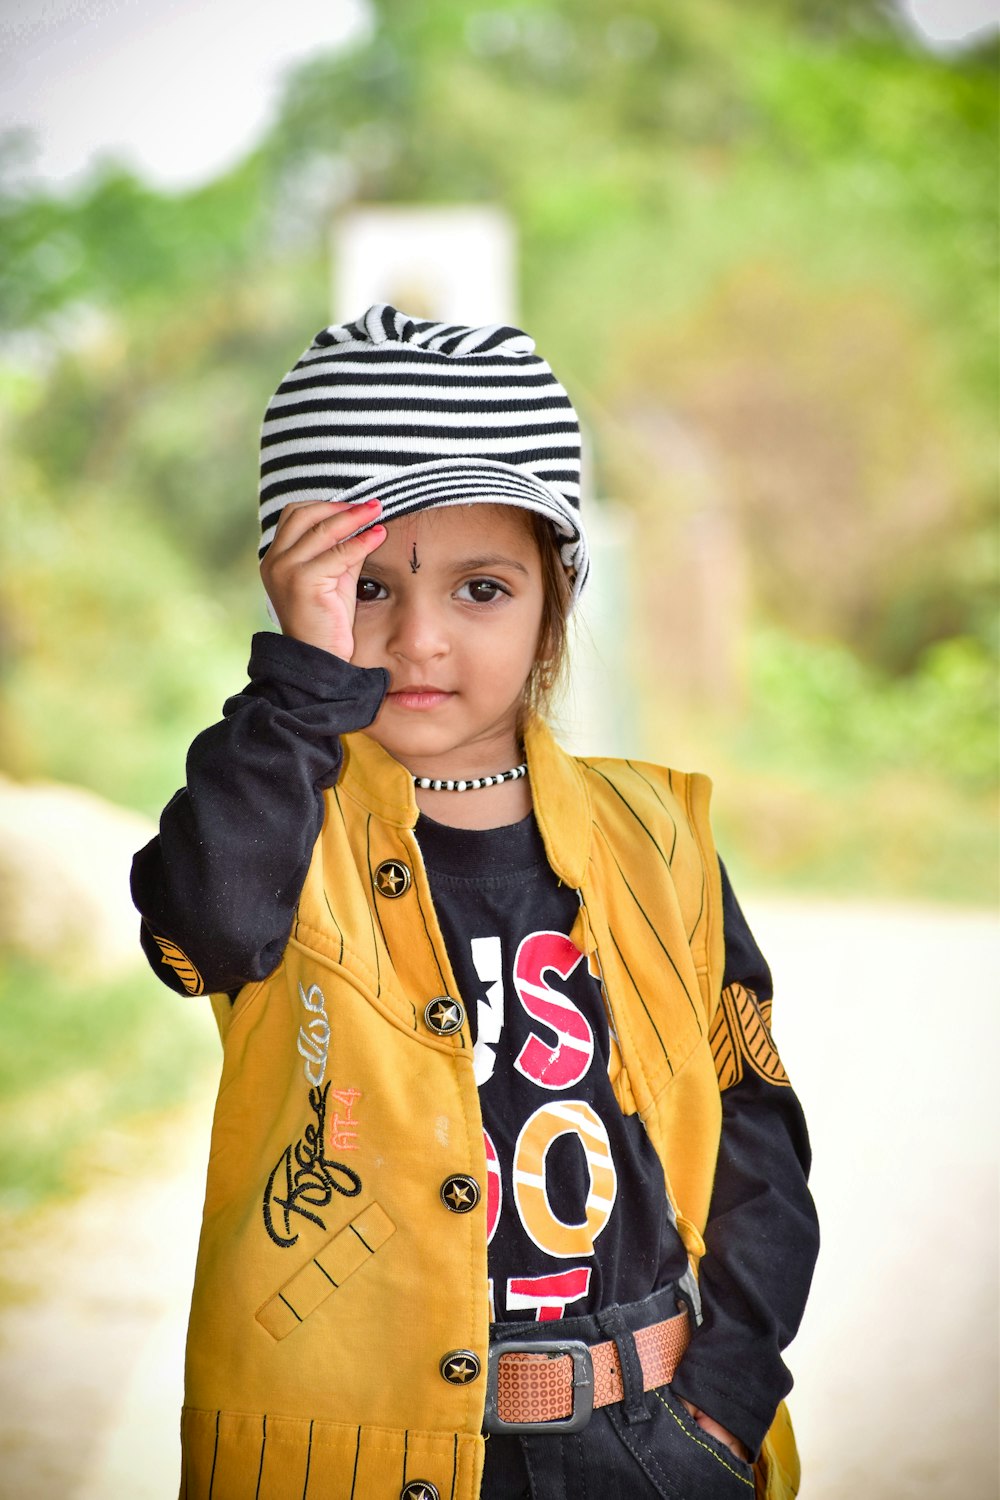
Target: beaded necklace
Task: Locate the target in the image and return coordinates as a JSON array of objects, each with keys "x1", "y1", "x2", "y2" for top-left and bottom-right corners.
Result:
[{"x1": 413, "y1": 762, "x2": 528, "y2": 793}]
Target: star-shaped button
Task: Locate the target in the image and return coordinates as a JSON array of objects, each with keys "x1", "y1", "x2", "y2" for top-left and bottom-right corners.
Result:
[
  {"x1": 425, "y1": 998, "x2": 464, "y2": 1035},
  {"x1": 441, "y1": 1353, "x2": 481, "y2": 1384},
  {"x1": 375, "y1": 860, "x2": 411, "y2": 898},
  {"x1": 401, "y1": 1484, "x2": 439, "y2": 1500},
  {"x1": 440, "y1": 1174, "x2": 480, "y2": 1213}
]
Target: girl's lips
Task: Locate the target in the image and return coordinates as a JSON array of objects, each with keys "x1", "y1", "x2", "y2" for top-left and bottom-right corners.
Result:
[{"x1": 387, "y1": 688, "x2": 454, "y2": 710}]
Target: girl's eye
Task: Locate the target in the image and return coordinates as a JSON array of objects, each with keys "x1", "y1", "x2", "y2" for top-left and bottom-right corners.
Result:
[
  {"x1": 457, "y1": 578, "x2": 509, "y2": 604},
  {"x1": 356, "y1": 576, "x2": 387, "y2": 602}
]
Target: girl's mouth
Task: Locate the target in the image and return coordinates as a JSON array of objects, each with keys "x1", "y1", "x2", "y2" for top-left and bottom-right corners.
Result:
[{"x1": 387, "y1": 687, "x2": 455, "y2": 710}]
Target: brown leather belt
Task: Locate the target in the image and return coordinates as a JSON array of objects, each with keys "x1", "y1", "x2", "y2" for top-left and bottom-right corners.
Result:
[{"x1": 483, "y1": 1309, "x2": 690, "y2": 1435}]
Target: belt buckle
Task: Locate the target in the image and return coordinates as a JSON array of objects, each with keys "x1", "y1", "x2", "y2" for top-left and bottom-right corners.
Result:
[{"x1": 482, "y1": 1339, "x2": 595, "y2": 1435}]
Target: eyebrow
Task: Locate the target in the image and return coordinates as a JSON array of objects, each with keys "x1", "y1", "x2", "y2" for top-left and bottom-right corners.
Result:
[{"x1": 454, "y1": 554, "x2": 531, "y2": 575}]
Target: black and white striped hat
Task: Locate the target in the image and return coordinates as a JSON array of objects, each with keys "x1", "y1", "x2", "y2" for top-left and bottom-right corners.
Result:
[{"x1": 258, "y1": 303, "x2": 589, "y2": 604}]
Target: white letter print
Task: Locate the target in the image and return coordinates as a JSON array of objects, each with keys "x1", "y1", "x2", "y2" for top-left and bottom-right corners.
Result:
[
  {"x1": 297, "y1": 981, "x2": 330, "y2": 1086},
  {"x1": 471, "y1": 935, "x2": 505, "y2": 1086}
]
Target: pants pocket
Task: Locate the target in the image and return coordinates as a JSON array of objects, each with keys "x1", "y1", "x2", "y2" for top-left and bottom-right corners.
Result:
[{"x1": 607, "y1": 1384, "x2": 755, "y2": 1500}]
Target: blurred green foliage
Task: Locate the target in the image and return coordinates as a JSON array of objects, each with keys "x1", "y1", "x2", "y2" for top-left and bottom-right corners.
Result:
[
  {"x1": 651, "y1": 626, "x2": 998, "y2": 905},
  {"x1": 0, "y1": 0, "x2": 996, "y2": 884},
  {"x1": 0, "y1": 957, "x2": 216, "y2": 1211},
  {"x1": 744, "y1": 630, "x2": 997, "y2": 794}
]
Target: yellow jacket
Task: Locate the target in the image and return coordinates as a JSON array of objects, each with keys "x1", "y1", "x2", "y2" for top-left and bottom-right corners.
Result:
[{"x1": 180, "y1": 717, "x2": 799, "y2": 1499}]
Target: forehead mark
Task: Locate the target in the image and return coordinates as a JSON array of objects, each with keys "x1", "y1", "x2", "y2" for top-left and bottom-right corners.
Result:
[{"x1": 371, "y1": 504, "x2": 542, "y2": 579}]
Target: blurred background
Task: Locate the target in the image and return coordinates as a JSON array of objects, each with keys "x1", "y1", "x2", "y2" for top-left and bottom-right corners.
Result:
[{"x1": 0, "y1": 1, "x2": 996, "y2": 1496}]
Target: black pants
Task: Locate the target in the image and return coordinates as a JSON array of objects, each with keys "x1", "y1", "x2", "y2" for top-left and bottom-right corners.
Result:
[{"x1": 480, "y1": 1288, "x2": 755, "y2": 1500}]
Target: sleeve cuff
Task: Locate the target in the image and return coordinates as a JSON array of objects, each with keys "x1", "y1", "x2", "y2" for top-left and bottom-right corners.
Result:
[
  {"x1": 671, "y1": 1351, "x2": 785, "y2": 1460},
  {"x1": 245, "y1": 631, "x2": 388, "y2": 722}
]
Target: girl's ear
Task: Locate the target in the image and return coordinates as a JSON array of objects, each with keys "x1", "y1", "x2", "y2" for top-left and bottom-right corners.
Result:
[
  {"x1": 524, "y1": 513, "x2": 573, "y2": 715},
  {"x1": 536, "y1": 619, "x2": 556, "y2": 662}
]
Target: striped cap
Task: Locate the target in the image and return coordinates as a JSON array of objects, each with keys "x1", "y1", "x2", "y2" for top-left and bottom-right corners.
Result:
[{"x1": 258, "y1": 303, "x2": 589, "y2": 603}]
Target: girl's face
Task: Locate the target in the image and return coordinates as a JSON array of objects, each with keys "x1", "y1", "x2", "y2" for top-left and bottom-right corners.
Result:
[{"x1": 350, "y1": 503, "x2": 546, "y2": 778}]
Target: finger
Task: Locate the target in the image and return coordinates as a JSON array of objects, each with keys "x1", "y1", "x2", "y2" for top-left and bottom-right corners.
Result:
[
  {"x1": 269, "y1": 497, "x2": 380, "y2": 553},
  {"x1": 331, "y1": 522, "x2": 387, "y2": 574},
  {"x1": 272, "y1": 520, "x2": 386, "y2": 580},
  {"x1": 354, "y1": 521, "x2": 387, "y2": 557},
  {"x1": 269, "y1": 498, "x2": 382, "y2": 556},
  {"x1": 269, "y1": 499, "x2": 348, "y2": 546}
]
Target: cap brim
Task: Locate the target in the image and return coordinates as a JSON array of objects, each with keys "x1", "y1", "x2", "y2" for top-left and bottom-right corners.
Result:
[{"x1": 259, "y1": 456, "x2": 589, "y2": 605}]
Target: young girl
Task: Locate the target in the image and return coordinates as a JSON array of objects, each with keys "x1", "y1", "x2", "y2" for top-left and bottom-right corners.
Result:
[{"x1": 132, "y1": 305, "x2": 817, "y2": 1500}]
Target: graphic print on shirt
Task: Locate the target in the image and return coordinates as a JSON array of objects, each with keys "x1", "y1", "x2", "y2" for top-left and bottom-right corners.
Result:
[
  {"x1": 710, "y1": 982, "x2": 790, "y2": 1090},
  {"x1": 474, "y1": 924, "x2": 626, "y2": 1319},
  {"x1": 507, "y1": 1267, "x2": 593, "y2": 1322},
  {"x1": 150, "y1": 933, "x2": 204, "y2": 995},
  {"x1": 512, "y1": 930, "x2": 595, "y2": 1088},
  {"x1": 483, "y1": 1128, "x2": 502, "y2": 1244},
  {"x1": 471, "y1": 936, "x2": 505, "y2": 1086},
  {"x1": 513, "y1": 1101, "x2": 617, "y2": 1257}
]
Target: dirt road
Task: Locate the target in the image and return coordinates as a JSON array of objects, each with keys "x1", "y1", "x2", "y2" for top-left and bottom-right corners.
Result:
[{"x1": 0, "y1": 899, "x2": 996, "y2": 1499}]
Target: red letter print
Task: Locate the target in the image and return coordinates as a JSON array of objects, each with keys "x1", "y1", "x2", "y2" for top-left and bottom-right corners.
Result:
[
  {"x1": 513, "y1": 931, "x2": 595, "y2": 1089},
  {"x1": 483, "y1": 1127, "x2": 502, "y2": 1245},
  {"x1": 506, "y1": 1268, "x2": 592, "y2": 1322},
  {"x1": 328, "y1": 1087, "x2": 361, "y2": 1151}
]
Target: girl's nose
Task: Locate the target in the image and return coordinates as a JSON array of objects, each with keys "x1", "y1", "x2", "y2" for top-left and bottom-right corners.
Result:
[{"x1": 386, "y1": 598, "x2": 450, "y2": 663}]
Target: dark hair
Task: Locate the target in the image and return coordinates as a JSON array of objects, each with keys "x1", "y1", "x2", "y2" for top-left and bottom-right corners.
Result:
[{"x1": 523, "y1": 513, "x2": 574, "y2": 722}]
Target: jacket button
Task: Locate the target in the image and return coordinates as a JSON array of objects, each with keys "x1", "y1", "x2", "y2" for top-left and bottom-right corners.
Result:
[
  {"x1": 424, "y1": 997, "x2": 465, "y2": 1035},
  {"x1": 441, "y1": 1175, "x2": 481, "y2": 1213},
  {"x1": 374, "y1": 859, "x2": 411, "y2": 898},
  {"x1": 400, "y1": 1485, "x2": 439, "y2": 1500},
  {"x1": 440, "y1": 1349, "x2": 481, "y2": 1384}
]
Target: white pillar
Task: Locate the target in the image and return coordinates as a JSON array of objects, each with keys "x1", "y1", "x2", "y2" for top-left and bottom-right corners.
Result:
[{"x1": 333, "y1": 205, "x2": 517, "y2": 325}]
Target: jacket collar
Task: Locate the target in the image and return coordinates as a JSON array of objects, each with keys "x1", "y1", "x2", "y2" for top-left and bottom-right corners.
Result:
[
  {"x1": 339, "y1": 715, "x2": 592, "y2": 888},
  {"x1": 523, "y1": 715, "x2": 592, "y2": 888}
]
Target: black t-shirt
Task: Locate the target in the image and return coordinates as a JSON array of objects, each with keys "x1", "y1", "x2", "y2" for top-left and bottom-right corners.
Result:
[{"x1": 414, "y1": 811, "x2": 691, "y2": 1324}]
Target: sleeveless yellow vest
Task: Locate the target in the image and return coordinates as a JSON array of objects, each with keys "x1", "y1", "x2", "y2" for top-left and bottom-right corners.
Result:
[{"x1": 181, "y1": 718, "x2": 799, "y2": 1499}]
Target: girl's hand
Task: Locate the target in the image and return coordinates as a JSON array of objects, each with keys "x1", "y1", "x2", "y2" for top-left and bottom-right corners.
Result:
[
  {"x1": 260, "y1": 499, "x2": 386, "y2": 661},
  {"x1": 677, "y1": 1397, "x2": 752, "y2": 1465}
]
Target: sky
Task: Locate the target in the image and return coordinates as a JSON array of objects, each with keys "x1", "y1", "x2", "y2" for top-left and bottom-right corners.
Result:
[
  {"x1": 0, "y1": 0, "x2": 370, "y2": 191},
  {"x1": 0, "y1": 0, "x2": 996, "y2": 194}
]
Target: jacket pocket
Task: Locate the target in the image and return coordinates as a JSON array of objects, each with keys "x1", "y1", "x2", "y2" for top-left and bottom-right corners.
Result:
[{"x1": 255, "y1": 1201, "x2": 395, "y2": 1341}]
